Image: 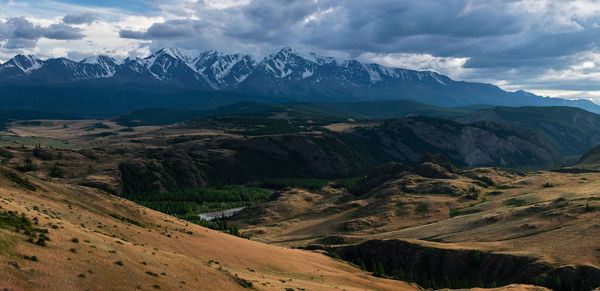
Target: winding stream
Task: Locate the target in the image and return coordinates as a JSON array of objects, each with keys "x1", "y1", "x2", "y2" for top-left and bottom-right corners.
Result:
[{"x1": 198, "y1": 207, "x2": 246, "y2": 221}]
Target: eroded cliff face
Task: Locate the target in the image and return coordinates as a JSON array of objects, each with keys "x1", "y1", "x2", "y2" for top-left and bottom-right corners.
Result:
[
  {"x1": 330, "y1": 239, "x2": 600, "y2": 291},
  {"x1": 116, "y1": 117, "x2": 562, "y2": 195},
  {"x1": 456, "y1": 106, "x2": 600, "y2": 156},
  {"x1": 356, "y1": 118, "x2": 561, "y2": 167}
]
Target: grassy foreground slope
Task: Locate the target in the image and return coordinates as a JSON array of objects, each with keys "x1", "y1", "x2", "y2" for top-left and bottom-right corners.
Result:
[{"x1": 0, "y1": 166, "x2": 414, "y2": 290}]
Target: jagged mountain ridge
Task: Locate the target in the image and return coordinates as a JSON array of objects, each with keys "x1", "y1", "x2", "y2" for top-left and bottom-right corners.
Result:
[
  {"x1": 1, "y1": 47, "x2": 599, "y2": 112},
  {"x1": 0, "y1": 47, "x2": 449, "y2": 88}
]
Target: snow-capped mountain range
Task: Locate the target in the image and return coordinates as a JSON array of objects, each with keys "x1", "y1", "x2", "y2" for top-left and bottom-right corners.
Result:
[
  {"x1": 1, "y1": 47, "x2": 599, "y2": 113},
  {"x1": 0, "y1": 47, "x2": 451, "y2": 89}
]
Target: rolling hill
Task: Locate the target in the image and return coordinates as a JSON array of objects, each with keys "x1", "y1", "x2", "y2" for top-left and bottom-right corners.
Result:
[
  {"x1": 0, "y1": 165, "x2": 414, "y2": 290},
  {"x1": 230, "y1": 157, "x2": 600, "y2": 290}
]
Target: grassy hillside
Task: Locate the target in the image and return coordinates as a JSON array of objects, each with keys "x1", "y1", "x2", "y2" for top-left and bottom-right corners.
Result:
[
  {"x1": 575, "y1": 144, "x2": 600, "y2": 168},
  {"x1": 232, "y1": 159, "x2": 600, "y2": 290},
  {"x1": 0, "y1": 166, "x2": 413, "y2": 290}
]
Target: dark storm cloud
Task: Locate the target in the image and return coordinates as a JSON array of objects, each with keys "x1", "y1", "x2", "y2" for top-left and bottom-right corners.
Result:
[
  {"x1": 113, "y1": 0, "x2": 600, "y2": 92},
  {"x1": 119, "y1": 0, "x2": 553, "y2": 65},
  {"x1": 62, "y1": 12, "x2": 98, "y2": 25},
  {"x1": 223, "y1": 0, "x2": 523, "y2": 47},
  {"x1": 43, "y1": 23, "x2": 86, "y2": 39},
  {"x1": 120, "y1": 19, "x2": 197, "y2": 39},
  {"x1": 0, "y1": 17, "x2": 85, "y2": 48}
]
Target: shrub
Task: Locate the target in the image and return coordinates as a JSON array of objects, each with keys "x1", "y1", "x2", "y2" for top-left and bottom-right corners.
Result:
[
  {"x1": 48, "y1": 163, "x2": 63, "y2": 178},
  {"x1": 71, "y1": 238, "x2": 79, "y2": 243},
  {"x1": 325, "y1": 252, "x2": 340, "y2": 259},
  {"x1": 473, "y1": 175, "x2": 495, "y2": 186},
  {"x1": 503, "y1": 198, "x2": 526, "y2": 207},
  {"x1": 114, "y1": 261, "x2": 123, "y2": 266},
  {"x1": 35, "y1": 238, "x2": 47, "y2": 247},
  {"x1": 16, "y1": 157, "x2": 35, "y2": 172},
  {"x1": 372, "y1": 262, "x2": 386, "y2": 277},
  {"x1": 415, "y1": 203, "x2": 429, "y2": 214}
]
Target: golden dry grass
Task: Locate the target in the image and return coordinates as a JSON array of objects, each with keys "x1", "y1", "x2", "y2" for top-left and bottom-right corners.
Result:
[
  {"x1": 237, "y1": 171, "x2": 600, "y2": 270},
  {"x1": 0, "y1": 167, "x2": 416, "y2": 290}
]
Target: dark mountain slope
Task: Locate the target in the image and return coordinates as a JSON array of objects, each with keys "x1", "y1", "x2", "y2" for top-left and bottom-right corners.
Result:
[
  {"x1": 457, "y1": 106, "x2": 600, "y2": 157},
  {"x1": 113, "y1": 100, "x2": 475, "y2": 126},
  {"x1": 0, "y1": 84, "x2": 283, "y2": 117}
]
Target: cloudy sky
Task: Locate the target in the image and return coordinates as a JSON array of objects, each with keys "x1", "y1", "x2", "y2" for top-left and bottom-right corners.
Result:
[{"x1": 2, "y1": 0, "x2": 600, "y2": 102}]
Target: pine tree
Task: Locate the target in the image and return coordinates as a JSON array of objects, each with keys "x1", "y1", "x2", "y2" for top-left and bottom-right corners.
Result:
[{"x1": 373, "y1": 262, "x2": 385, "y2": 277}]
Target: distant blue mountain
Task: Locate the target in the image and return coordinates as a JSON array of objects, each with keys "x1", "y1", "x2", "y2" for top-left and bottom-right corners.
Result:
[{"x1": 1, "y1": 47, "x2": 599, "y2": 113}]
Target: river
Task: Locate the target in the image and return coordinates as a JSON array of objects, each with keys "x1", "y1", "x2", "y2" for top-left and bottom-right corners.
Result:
[
  {"x1": 198, "y1": 207, "x2": 246, "y2": 221},
  {"x1": 197, "y1": 187, "x2": 276, "y2": 221}
]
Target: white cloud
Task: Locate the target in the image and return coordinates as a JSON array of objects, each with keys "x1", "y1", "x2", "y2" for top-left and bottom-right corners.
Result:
[
  {"x1": 358, "y1": 52, "x2": 471, "y2": 80},
  {"x1": 0, "y1": 1, "x2": 164, "y2": 60},
  {"x1": 527, "y1": 89, "x2": 600, "y2": 103},
  {"x1": 204, "y1": 0, "x2": 251, "y2": 9}
]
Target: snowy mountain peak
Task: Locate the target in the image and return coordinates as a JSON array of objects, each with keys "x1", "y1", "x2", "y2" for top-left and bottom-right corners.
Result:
[
  {"x1": 268, "y1": 47, "x2": 297, "y2": 62},
  {"x1": 6, "y1": 54, "x2": 43, "y2": 74},
  {"x1": 81, "y1": 55, "x2": 117, "y2": 65},
  {"x1": 269, "y1": 47, "x2": 332, "y2": 65},
  {"x1": 12, "y1": 54, "x2": 40, "y2": 63},
  {"x1": 154, "y1": 48, "x2": 199, "y2": 64},
  {"x1": 0, "y1": 47, "x2": 458, "y2": 90}
]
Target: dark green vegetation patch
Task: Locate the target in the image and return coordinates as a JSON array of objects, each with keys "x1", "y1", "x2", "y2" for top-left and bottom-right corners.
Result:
[{"x1": 0, "y1": 210, "x2": 49, "y2": 246}]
